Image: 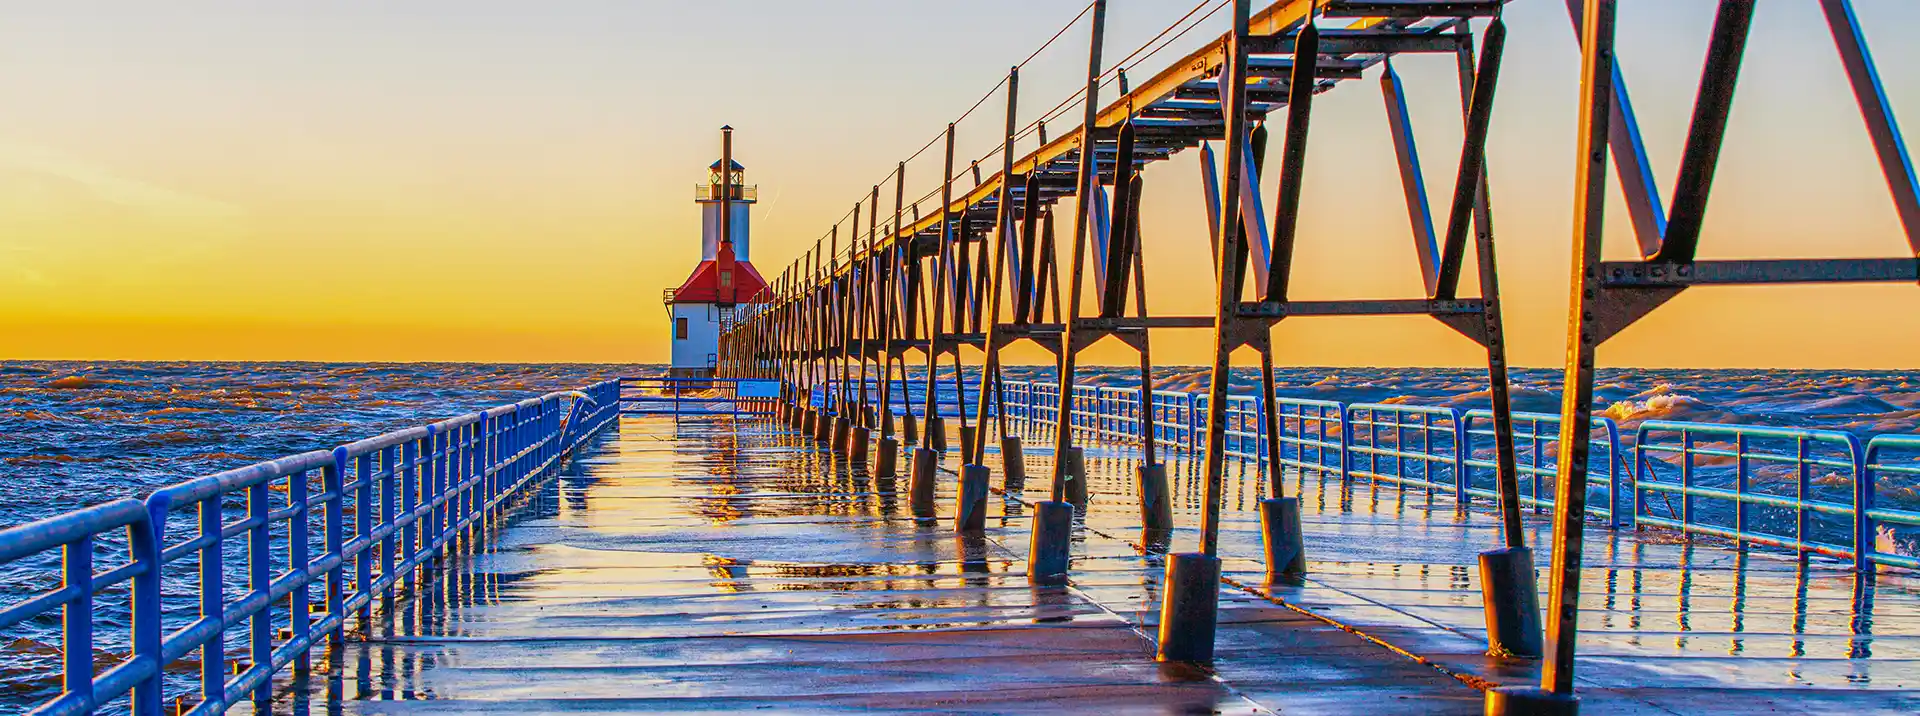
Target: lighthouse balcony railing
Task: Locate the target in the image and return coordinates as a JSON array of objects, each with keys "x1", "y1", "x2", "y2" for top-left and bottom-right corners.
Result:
[{"x1": 692, "y1": 184, "x2": 757, "y2": 201}]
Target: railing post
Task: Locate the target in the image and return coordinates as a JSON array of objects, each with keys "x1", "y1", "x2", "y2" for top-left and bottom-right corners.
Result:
[
  {"x1": 1337, "y1": 405, "x2": 1354, "y2": 483},
  {"x1": 1188, "y1": 394, "x2": 1200, "y2": 454},
  {"x1": 197, "y1": 492, "x2": 225, "y2": 707},
  {"x1": 131, "y1": 510, "x2": 162, "y2": 716},
  {"x1": 325, "y1": 448, "x2": 347, "y2": 649},
  {"x1": 1680, "y1": 430, "x2": 1696, "y2": 530},
  {"x1": 514, "y1": 406, "x2": 527, "y2": 487},
  {"x1": 456, "y1": 420, "x2": 472, "y2": 541},
  {"x1": 403, "y1": 432, "x2": 423, "y2": 594},
  {"x1": 247, "y1": 477, "x2": 271, "y2": 702},
  {"x1": 286, "y1": 464, "x2": 309, "y2": 675},
  {"x1": 355, "y1": 451, "x2": 374, "y2": 629},
  {"x1": 1852, "y1": 435, "x2": 1873, "y2": 572},
  {"x1": 1606, "y1": 420, "x2": 1628, "y2": 528},
  {"x1": 489, "y1": 411, "x2": 504, "y2": 508},
  {"x1": 63, "y1": 535, "x2": 95, "y2": 711},
  {"x1": 1452, "y1": 408, "x2": 1470, "y2": 503},
  {"x1": 432, "y1": 426, "x2": 448, "y2": 552},
  {"x1": 1795, "y1": 436, "x2": 1811, "y2": 548},
  {"x1": 381, "y1": 445, "x2": 398, "y2": 603}
]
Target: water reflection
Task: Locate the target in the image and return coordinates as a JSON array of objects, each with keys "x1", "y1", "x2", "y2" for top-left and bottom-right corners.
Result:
[
  {"x1": 254, "y1": 411, "x2": 1920, "y2": 713},
  {"x1": 998, "y1": 420, "x2": 1920, "y2": 693}
]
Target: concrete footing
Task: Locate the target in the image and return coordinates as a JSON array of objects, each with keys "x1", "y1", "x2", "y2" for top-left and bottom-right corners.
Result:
[
  {"x1": 956, "y1": 464, "x2": 989, "y2": 532},
  {"x1": 1155, "y1": 552, "x2": 1221, "y2": 663},
  {"x1": 1000, "y1": 436, "x2": 1026, "y2": 490},
  {"x1": 814, "y1": 412, "x2": 835, "y2": 442},
  {"x1": 1479, "y1": 545, "x2": 1545, "y2": 658},
  {"x1": 1026, "y1": 501, "x2": 1074, "y2": 584},
  {"x1": 909, "y1": 447, "x2": 938, "y2": 518},
  {"x1": 1137, "y1": 463, "x2": 1172, "y2": 531},
  {"x1": 848, "y1": 426, "x2": 871, "y2": 464},
  {"x1": 832, "y1": 416, "x2": 852, "y2": 453},
  {"x1": 958, "y1": 425, "x2": 977, "y2": 462},
  {"x1": 926, "y1": 416, "x2": 947, "y2": 452},
  {"x1": 1259, "y1": 497, "x2": 1307, "y2": 580},
  {"x1": 800, "y1": 409, "x2": 817, "y2": 437},
  {"x1": 902, "y1": 413, "x2": 919, "y2": 445},
  {"x1": 1485, "y1": 687, "x2": 1579, "y2": 715},
  {"x1": 1061, "y1": 447, "x2": 1087, "y2": 506},
  {"x1": 874, "y1": 436, "x2": 899, "y2": 478}
]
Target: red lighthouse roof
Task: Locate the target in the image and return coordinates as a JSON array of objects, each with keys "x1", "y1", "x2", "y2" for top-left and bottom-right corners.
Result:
[{"x1": 673, "y1": 243, "x2": 769, "y2": 304}]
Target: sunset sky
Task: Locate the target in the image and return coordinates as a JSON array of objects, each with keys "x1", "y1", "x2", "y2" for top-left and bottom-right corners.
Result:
[{"x1": 2, "y1": 1, "x2": 1916, "y2": 368}]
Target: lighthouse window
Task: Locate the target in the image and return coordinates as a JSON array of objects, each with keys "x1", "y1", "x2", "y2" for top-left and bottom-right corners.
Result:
[
  {"x1": 675, "y1": 317, "x2": 688, "y2": 340},
  {"x1": 719, "y1": 270, "x2": 732, "y2": 286}
]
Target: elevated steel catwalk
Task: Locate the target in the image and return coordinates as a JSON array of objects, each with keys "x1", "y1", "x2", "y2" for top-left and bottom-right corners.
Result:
[
  {"x1": 838, "y1": 0, "x2": 1499, "y2": 272},
  {"x1": 720, "y1": 0, "x2": 1919, "y2": 712}
]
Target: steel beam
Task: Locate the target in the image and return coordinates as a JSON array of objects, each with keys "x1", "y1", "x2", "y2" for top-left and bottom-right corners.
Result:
[
  {"x1": 1544, "y1": 0, "x2": 1615, "y2": 700},
  {"x1": 1821, "y1": 0, "x2": 1920, "y2": 254},
  {"x1": 1654, "y1": 0, "x2": 1756, "y2": 263},
  {"x1": 1049, "y1": 0, "x2": 1107, "y2": 505},
  {"x1": 1599, "y1": 258, "x2": 1920, "y2": 286}
]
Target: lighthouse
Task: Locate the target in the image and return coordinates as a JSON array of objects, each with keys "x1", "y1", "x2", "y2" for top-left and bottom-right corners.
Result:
[{"x1": 665, "y1": 126, "x2": 769, "y2": 378}]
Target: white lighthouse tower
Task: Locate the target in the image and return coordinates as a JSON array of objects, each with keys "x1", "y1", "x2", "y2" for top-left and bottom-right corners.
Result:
[{"x1": 665, "y1": 126, "x2": 769, "y2": 377}]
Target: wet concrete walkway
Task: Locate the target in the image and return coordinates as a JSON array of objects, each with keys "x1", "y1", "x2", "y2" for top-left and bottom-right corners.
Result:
[
  {"x1": 296, "y1": 415, "x2": 1476, "y2": 714},
  {"x1": 1009, "y1": 421, "x2": 1920, "y2": 714},
  {"x1": 295, "y1": 414, "x2": 1920, "y2": 714}
]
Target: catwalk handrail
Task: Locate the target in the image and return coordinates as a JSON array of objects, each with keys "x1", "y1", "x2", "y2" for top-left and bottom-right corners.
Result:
[
  {"x1": 975, "y1": 378, "x2": 1918, "y2": 572},
  {"x1": 0, "y1": 380, "x2": 620, "y2": 715}
]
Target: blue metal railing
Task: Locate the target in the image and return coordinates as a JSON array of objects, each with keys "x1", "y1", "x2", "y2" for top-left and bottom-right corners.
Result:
[
  {"x1": 1346, "y1": 403, "x2": 1463, "y2": 495},
  {"x1": 1866, "y1": 435, "x2": 1920, "y2": 570},
  {"x1": 1461, "y1": 410, "x2": 1630, "y2": 526},
  {"x1": 0, "y1": 500, "x2": 157, "y2": 716},
  {"x1": 0, "y1": 380, "x2": 620, "y2": 715},
  {"x1": 991, "y1": 379, "x2": 1918, "y2": 572},
  {"x1": 1631, "y1": 422, "x2": 1866, "y2": 567},
  {"x1": 620, "y1": 377, "x2": 779, "y2": 416}
]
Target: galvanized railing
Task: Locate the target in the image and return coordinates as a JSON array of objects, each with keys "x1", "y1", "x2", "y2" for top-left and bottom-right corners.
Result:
[
  {"x1": 0, "y1": 380, "x2": 621, "y2": 715},
  {"x1": 991, "y1": 379, "x2": 1918, "y2": 572}
]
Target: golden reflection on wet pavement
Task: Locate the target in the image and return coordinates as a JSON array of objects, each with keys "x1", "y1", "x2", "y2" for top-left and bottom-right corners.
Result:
[
  {"x1": 279, "y1": 416, "x2": 1289, "y2": 714},
  {"x1": 277, "y1": 415, "x2": 1920, "y2": 715}
]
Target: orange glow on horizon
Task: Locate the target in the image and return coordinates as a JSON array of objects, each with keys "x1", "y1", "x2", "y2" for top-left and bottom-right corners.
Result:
[{"x1": 2, "y1": 2, "x2": 1916, "y2": 368}]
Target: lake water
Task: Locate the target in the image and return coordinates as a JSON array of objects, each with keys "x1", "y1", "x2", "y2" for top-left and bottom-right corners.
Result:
[{"x1": 6, "y1": 361, "x2": 1918, "y2": 529}]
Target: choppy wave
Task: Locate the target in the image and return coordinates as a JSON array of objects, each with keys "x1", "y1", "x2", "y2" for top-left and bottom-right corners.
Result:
[
  {"x1": 981, "y1": 365, "x2": 1920, "y2": 436},
  {"x1": 6, "y1": 361, "x2": 1918, "y2": 530},
  {"x1": 0, "y1": 360, "x2": 642, "y2": 529}
]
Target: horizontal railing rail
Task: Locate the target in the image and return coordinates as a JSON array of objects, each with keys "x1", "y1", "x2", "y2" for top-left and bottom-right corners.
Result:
[
  {"x1": 619, "y1": 376, "x2": 779, "y2": 416},
  {"x1": 986, "y1": 379, "x2": 1917, "y2": 572},
  {"x1": 0, "y1": 379, "x2": 620, "y2": 715},
  {"x1": 1462, "y1": 410, "x2": 1630, "y2": 526},
  {"x1": 1345, "y1": 403, "x2": 1464, "y2": 496},
  {"x1": 1633, "y1": 422, "x2": 1875, "y2": 570},
  {"x1": 1866, "y1": 435, "x2": 1920, "y2": 570}
]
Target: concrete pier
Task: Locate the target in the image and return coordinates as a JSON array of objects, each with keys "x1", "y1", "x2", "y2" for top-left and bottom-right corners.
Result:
[{"x1": 294, "y1": 415, "x2": 1920, "y2": 714}]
